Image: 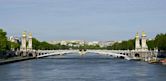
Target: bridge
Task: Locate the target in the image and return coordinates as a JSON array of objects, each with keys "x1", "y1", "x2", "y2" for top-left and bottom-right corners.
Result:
[
  {"x1": 33, "y1": 49, "x2": 157, "y2": 61},
  {"x1": 32, "y1": 49, "x2": 158, "y2": 61},
  {"x1": 36, "y1": 50, "x2": 79, "y2": 58},
  {"x1": 17, "y1": 31, "x2": 158, "y2": 62}
]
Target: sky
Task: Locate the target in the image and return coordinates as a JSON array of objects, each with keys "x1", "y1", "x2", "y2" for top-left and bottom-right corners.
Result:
[{"x1": 0, "y1": 0, "x2": 166, "y2": 41}]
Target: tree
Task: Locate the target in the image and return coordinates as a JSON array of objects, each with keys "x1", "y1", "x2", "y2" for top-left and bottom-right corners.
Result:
[
  {"x1": 154, "y1": 33, "x2": 166, "y2": 50},
  {"x1": 10, "y1": 41, "x2": 20, "y2": 50},
  {"x1": 106, "y1": 39, "x2": 135, "y2": 50},
  {"x1": 0, "y1": 29, "x2": 8, "y2": 52},
  {"x1": 147, "y1": 40, "x2": 155, "y2": 50},
  {"x1": 32, "y1": 38, "x2": 41, "y2": 50}
]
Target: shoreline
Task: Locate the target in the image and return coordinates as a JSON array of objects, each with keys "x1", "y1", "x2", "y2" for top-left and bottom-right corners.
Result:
[
  {"x1": 0, "y1": 56, "x2": 35, "y2": 65},
  {"x1": 0, "y1": 55, "x2": 165, "y2": 66}
]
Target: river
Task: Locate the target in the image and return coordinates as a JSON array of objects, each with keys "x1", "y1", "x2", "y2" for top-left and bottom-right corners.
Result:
[{"x1": 0, "y1": 53, "x2": 166, "y2": 81}]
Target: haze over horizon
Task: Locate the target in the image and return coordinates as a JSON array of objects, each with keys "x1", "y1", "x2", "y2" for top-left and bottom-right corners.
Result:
[{"x1": 0, "y1": 0, "x2": 166, "y2": 41}]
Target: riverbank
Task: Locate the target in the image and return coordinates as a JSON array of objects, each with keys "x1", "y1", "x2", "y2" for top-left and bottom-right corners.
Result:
[
  {"x1": 0, "y1": 55, "x2": 166, "y2": 66},
  {"x1": 0, "y1": 56, "x2": 35, "y2": 65}
]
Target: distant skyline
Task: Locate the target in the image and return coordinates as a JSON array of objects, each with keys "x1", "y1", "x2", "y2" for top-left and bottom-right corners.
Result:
[{"x1": 0, "y1": 0, "x2": 166, "y2": 41}]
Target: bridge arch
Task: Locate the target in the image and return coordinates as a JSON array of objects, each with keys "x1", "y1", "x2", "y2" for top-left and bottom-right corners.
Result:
[
  {"x1": 28, "y1": 53, "x2": 33, "y2": 57},
  {"x1": 119, "y1": 56, "x2": 125, "y2": 59},
  {"x1": 135, "y1": 53, "x2": 140, "y2": 57}
]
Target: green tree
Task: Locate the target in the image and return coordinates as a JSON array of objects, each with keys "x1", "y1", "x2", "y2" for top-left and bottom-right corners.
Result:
[
  {"x1": 0, "y1": 29, "x2": 8, "y2": 52},
  {"x1": 147, "y1": 40, "x2": 155, "y2": 50},
  {"x1": 32, "y1": 38, "x2": 70, "y2": 50},
  {"x1": 107, "y1": 39, "x2": 135, "y2": 50},
  {"x1": 32, "y1": 38, "x2": 41, "y2": 50},
  {"x1": 154, "y1": 33, "x2": 166, "y2": 50},
  {"x1": 10, "y1": 41, "x2": 20, "y2": 50}
]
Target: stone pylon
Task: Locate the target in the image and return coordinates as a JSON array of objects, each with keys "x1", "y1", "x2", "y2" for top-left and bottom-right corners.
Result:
[
  {"x1": 27, "y1": 32, "x2": 32, "y2": 51},
  {"x1": 135, "y1": 32, "x2": 141, "y2": 50},
  {"x1": 141, "y1": 32, "x2": 148, "y2": 51},
  {"x1": 20, "y1": 31, "x2": 27, "y2": 56}
]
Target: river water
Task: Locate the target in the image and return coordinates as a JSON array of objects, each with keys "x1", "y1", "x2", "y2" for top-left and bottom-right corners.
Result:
[{"x1": 0, "y1": 53, "x2": 166, "y2": 81}]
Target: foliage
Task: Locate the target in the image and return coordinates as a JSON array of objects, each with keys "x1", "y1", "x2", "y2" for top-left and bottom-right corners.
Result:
[
  {"x1": 1, "y1": 28, "x2": 166, "y2": 51},
  {"x1": 0, "y1": 29, "x2": 8, "y2": 52},
  {"x1": 108, "y1": 33, "x2": 166, "y2": 51},
  {"x1": 147, "y1": 40, "x2": 155, "y2": 50},
  {"x1": 147, "y1": 33, "x2": 166, "y2": 50},
  {"x1": 32, "y1": 38, "x2": 104, "y2": 50},
  {"x1": 32, "y1": 38, "x2": 70, "y2": 50},
  {"x1": 154, "y1": 33, "x2": 166, "y2": 50},
  {"x1": 107, "y1": 39, "x2": 135, "y2": 50},
  {"x1": 0, "y1": 29, "x2": 20, "y2": 52},
  {"x1": 10, "y1": 41, "x2": 20, "y2": 50},
  {"x1": 32, "y1": 38, "x2": 41, "y2": 50},
  {"x1": 79, "y1": 44, "x2": 102, "y2": 50}
]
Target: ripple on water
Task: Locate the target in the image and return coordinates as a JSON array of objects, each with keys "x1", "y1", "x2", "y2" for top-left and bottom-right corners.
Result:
[{"x1": 0, "y1": 53, "x2": 166, "y2": 81}]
